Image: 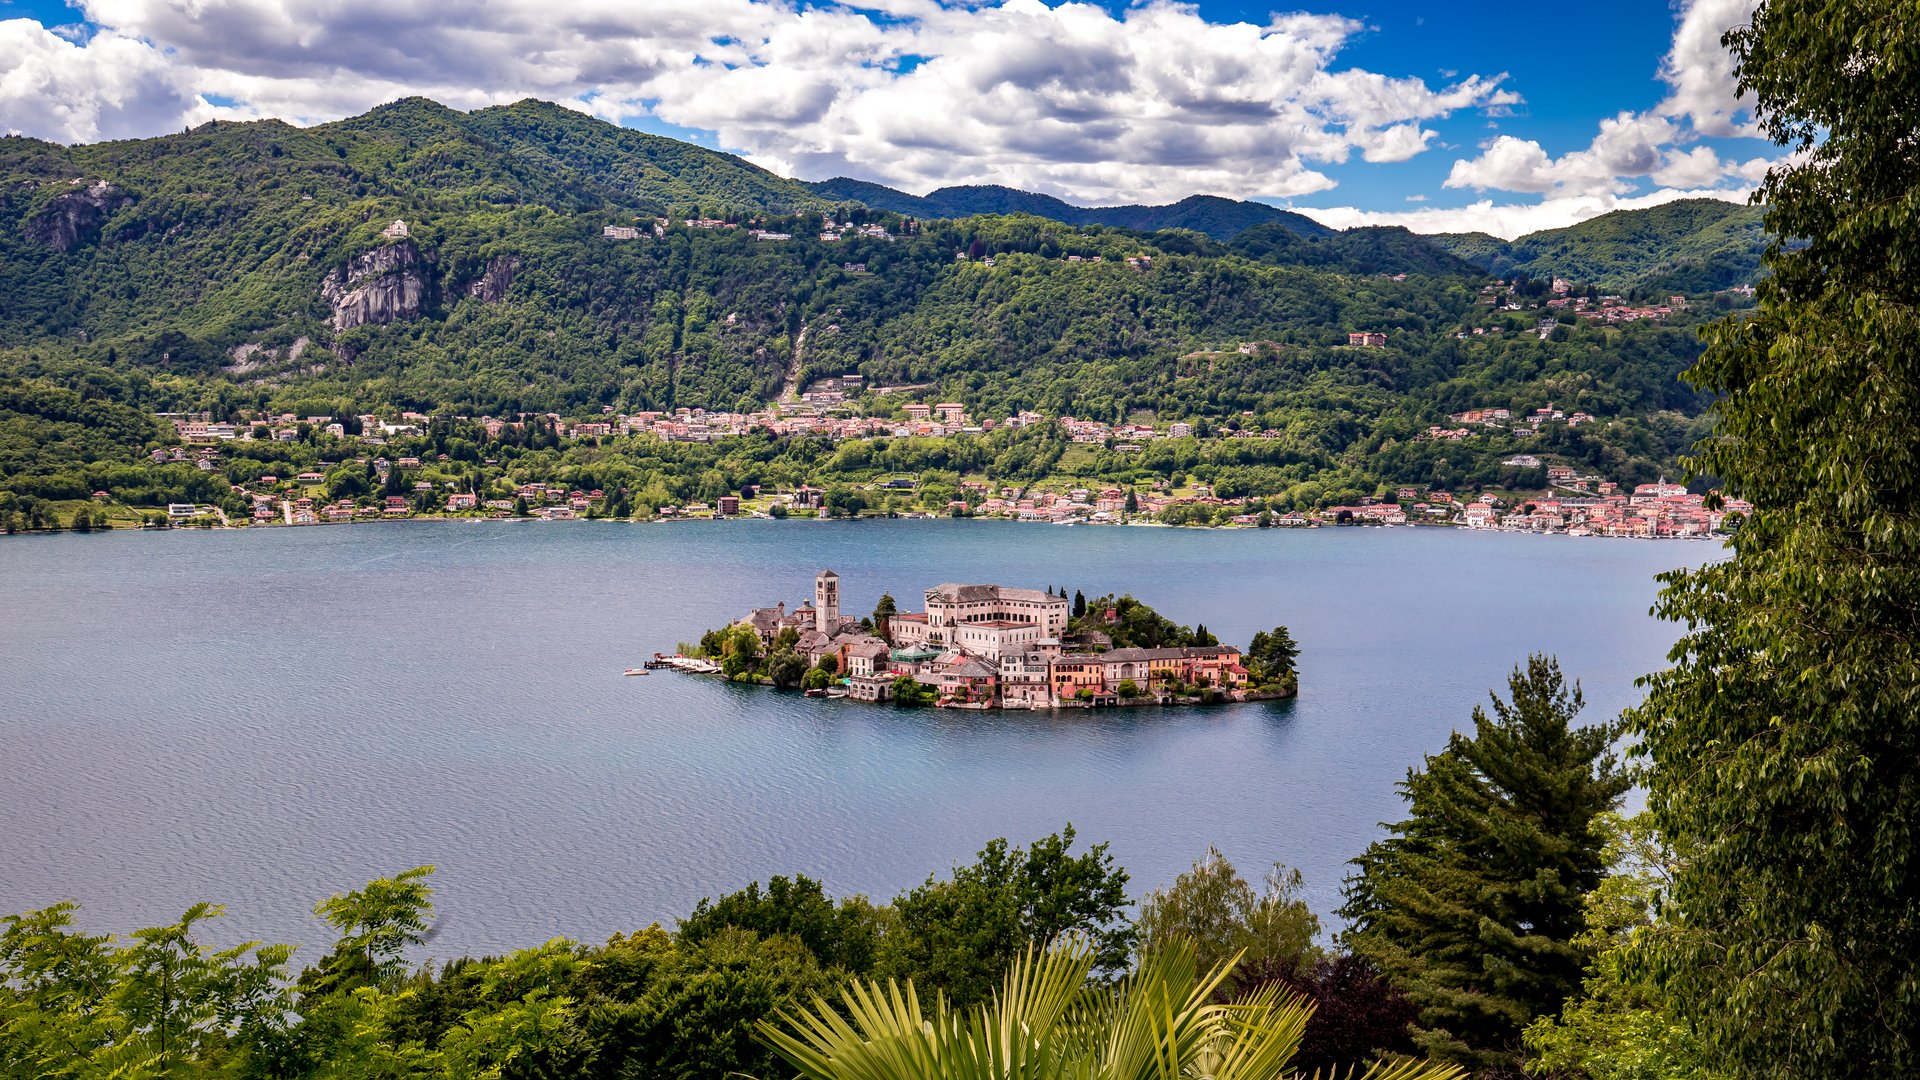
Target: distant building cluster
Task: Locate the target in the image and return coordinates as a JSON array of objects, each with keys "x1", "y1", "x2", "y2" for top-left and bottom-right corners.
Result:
[
  {"x1": 1459, "y1": 482, "x2": 1751, "y2": 538},
  {"x1": 1425, "y1": 403, "x2": 1595, "y2": 441},
  {"x1": 730, "y1": 571, "x2": 1248, "y2": 709}
]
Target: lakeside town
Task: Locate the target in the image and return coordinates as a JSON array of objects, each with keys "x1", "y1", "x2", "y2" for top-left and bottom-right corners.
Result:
[
  {"x1": 108, "y1": 398, "x2": 1748, "y2": 540},
  {"x1": 659, "y1": 570, "x2": 1295, "y2": 710}
]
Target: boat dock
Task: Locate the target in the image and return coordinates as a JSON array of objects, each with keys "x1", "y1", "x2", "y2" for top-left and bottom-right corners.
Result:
[{"x1": 646, "y1": 653, "x2": 722, "y2": 674}]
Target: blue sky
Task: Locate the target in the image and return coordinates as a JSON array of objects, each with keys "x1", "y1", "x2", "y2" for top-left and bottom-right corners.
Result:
[{"x1": 0, "y1": 0, "x2": 1774, "y2": 235}]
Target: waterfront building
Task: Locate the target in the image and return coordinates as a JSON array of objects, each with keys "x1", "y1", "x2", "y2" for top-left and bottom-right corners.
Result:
[{"x1": 729, "y1": 572, "x2": 1241, "y2": 709}]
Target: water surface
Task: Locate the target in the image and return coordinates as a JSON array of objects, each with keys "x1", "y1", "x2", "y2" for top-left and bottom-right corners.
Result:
[{"x1": 0, "y1": 520, "x2": 1708, "y2": 958}]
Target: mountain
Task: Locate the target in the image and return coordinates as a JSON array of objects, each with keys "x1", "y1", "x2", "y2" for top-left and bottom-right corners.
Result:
[
  {"x1": 807, "y1": 178, "x2": 1333, "y2": 241},
  {"x1": 0, "y1": 96, "x2": 1738, "y2": 520},
  {"x1": 1229, "y1": 223, "x2": 1482, "y2": 278},
  {"x1": 1430, "y1": 199, "x2": 1767, "y2": 291},
  {"x1": 462, "y1": 99, "x2": 826, "y2": 214}
]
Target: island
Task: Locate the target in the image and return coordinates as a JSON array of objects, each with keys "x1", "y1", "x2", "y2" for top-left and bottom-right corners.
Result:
[{"x1": 662, "y1": 569, "x2": 1299, "y2": 709}]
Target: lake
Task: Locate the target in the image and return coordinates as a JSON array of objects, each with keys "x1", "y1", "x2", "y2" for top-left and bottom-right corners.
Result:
[{"x1": 0, "y1": 520, "x2": 1709, "y2": 960}]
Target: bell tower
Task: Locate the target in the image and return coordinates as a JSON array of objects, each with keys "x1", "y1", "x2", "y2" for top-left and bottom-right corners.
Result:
[{"x1": 815, "y1": 569, "x2": 840, "y2": 633}]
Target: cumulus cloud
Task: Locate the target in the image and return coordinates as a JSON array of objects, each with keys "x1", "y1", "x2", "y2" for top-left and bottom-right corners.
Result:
[
  {"x1": 1440, "y1": 0, "x2": 1771, "y2": 203},
  {"x1": 1299, "y1": 185, "x2": 1756, "y2": 240},
  {"x1": 1656, "y1": 0, "x2": 1756, "y2": 137},
  {"x1": 0, "y1": 0, "x2": 1515, "y2": 205},
  {"x1": 0, "y1": 19, "x2": 216, "y2": 143}
]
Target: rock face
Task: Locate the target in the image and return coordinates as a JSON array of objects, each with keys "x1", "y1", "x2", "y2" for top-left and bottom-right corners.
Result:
[
  {"x1": 463, "y1": 255, "x2": 520, "y2": 303},
  {"x1": 24, "y1": 180, "x2": 134, "y2": 252},
  {"x1": 321, "y1": 242, "x2": 431, "y2": 331}
]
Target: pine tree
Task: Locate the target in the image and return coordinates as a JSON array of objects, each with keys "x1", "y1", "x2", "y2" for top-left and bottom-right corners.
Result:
[
  {"x1": 1342, "y1": 655, "x2": 1627, "y2": 1076},
  {"x1": 1072, "y1": 590, "x2": 1087, "y2": 619}
]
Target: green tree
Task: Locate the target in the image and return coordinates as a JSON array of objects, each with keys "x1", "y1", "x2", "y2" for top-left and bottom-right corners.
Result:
[
  {"x1": 309, "y1": 865, "x2": 436, "y2": 990},
  {"x1": 679, "y1": 875, "x2": 885, "y2": 974},
  {"x1": 1523, "y1": 814, "x2": 1726, "y2": 1080},
  {"x1": 1135, "y1": 847, "x2": 1320, "y2": 985},
  {"x1": 801, "y1": 666, "x2": 832, "y2": 691},
  {"x1": 1072, "y1": 590, "x2": 1087, "y2": 619},
  {"x1": 589, "y1": 929, "x2": 831, "y2": 1080},
  {"x1": 878, "y1": 826, "x2": 1132, "y2": 1009},
  {"x1": 1116, "y1": 678, "x2": 1140, "y2": 699},
  {"x1": 1247, "y1": 626, "x2": 1300, "y2": 684},
  {"x1": 767, "y1": 650, "x2": 808, "y2": 689},
  {"x1": 871, "y1": 593, "x2": 897, "y2": 641},
  {"x1": 721, "y1": 625, "x2": 764, "y2": 681},
  {"x1": 889, "y1": 674, "x2": 931, "y2": 707},
  {"x1": 0, "y1": 900, "x2": 294, "y2": 1078},
  {"x1": 1342, "y1": 656, "x2": 1628, "y2": 1075},
  {"x1": 815, "y1": 653, "x2": 839, "y2": 675},
  {"x1": 1625, "y1": 3, "x2": 1920, "y2": 1075}
]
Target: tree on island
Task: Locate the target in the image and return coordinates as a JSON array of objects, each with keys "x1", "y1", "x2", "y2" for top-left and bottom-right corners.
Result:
[
  {"x1": 1072, "y1": 590, "x2": 1087, "y2": 619},
  {"x1": 766, "y1": 650, "x2": 808, "y2": 689},
  {"x1": 889, "y1": 675, "x2": 933, "y2": 707},
  {"x1": 1247, "y1": 626, "x2": 1300, "y2": 685},
  {"x1": 870, "y1": 593, "x2": 896, "y2": 641},
  {"x1": 720, "y1": 625, "x2": 763, "y2": 680},
  {"x1": 1071, "y1": 594, "x2": 1215, "y2": 650},
  {"x1": 1342, "y1": 656, "x2": 1627, "y2": 1076},
  {"x1": 1626, "y1": 2, "x2": 1920, "y2": 1074}
]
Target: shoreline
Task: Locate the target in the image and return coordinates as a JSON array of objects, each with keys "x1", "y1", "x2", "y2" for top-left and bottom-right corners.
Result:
[
  {"x1": 0, "y1": 513, "x2": 1730, "y2": 543},
  {"x1": 661, "y1": 662, "x2": 1301, "y2": 712}
]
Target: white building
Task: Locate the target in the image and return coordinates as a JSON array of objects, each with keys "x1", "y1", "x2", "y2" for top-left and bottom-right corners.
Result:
[{"x1": 892, "y1": 583, "x2": 1069, "y2": 651}]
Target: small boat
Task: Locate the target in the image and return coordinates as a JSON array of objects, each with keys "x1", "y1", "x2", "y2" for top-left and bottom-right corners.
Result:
[
  {"x1": 804, "y1": 687, "x2": 828, "y2": 697},
  {"x1": 623, "y1": 668, "x2": 649, "y2": 676}
]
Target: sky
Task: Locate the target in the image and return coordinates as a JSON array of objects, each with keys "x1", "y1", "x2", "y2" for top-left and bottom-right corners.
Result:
[{"x1": 0, "y1": 0, "x2": 1778, "y2": 237}]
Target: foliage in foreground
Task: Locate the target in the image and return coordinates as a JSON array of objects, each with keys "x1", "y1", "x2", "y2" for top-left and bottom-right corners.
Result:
[
  {"x1": 1342, "y1": 655, "x2": 1628, "y2": 1076},
  {"x1": 1626, "y1": 1, "x2": 1920, "y2": 1075},
  {"x1": 760, "y1": 936, "x2": 1463, "y2": 1080},
  {"x1": 1522, "y1": 813, "x2": 1726, "y2": 1080},
  {"x1": 0, "y1": 828, "x2": 1146, "y2": 1079}
]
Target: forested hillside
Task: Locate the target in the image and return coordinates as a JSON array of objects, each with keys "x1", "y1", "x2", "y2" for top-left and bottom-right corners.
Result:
[
  {"x1": 804, "y1": 178, "x2": 1333, "y2": 240},
  {"x1": 1430, "y1": 198, "x2": 1768, "y2": 291},
  {"x1": 0, "y1": 96, "x2": 1751, "y2": 519}
]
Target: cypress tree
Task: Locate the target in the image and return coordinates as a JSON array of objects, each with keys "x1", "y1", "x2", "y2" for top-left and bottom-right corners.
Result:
[{"x1": 1342, "y1": 655, "x2": 1627, "y2": 1076}]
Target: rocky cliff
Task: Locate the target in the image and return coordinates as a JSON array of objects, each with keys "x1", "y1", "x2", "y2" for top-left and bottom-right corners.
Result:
[
  {"x1": 320, "y1": 242, "x2": 432, "y2": 331},
  {"x1": 23, "y1": 180, "x2": 135, "y2": 252},
  {"x1": 463, "y1": 255, "x2": 520, "y2": 303}
]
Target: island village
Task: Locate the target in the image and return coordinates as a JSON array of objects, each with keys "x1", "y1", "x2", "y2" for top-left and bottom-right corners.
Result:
[{"x1": 657, "y1": 570, "x2": 1281, "y2": 710}]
